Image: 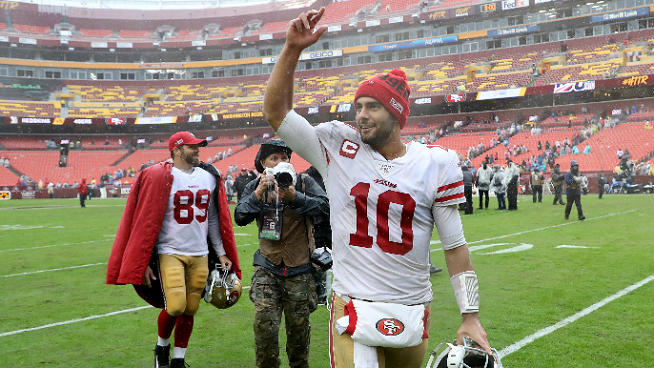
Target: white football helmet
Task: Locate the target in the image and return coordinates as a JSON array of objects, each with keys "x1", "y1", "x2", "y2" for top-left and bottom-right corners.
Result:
[
  {"x1": 204, "y1": 264, "x2": 242, "y2": 309},
  {"x1": 425, "y1": 337, "x2": 503, "y2": 368}
]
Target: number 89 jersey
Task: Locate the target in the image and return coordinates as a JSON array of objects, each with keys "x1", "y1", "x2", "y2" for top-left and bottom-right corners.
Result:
[
  {"x1": 157, "y1": 167, "x2": 216, "y2": 257},
  {"x1": 315, "y1": 122, "x2": 465, "y2": 305}
]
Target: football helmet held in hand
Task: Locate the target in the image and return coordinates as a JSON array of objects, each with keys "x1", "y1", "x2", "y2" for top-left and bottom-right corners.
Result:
[
  {"x1": 204, "y1": 264, "x2": 242, "y2": 309},
  {"x1": 425, "y1": 337, "x2": 502, "y2": 368}
]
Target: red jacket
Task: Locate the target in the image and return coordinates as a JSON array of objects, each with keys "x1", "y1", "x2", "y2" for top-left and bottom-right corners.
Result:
[
  {"x1": 106, "y1": 161, "x2": 241, "y2": 287},
  {"x1": 78, "y1": 179, "x2": 88, "y2": 196}
]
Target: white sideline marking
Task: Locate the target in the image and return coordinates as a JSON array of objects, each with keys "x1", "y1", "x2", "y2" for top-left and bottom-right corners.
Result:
[
  {"x1": 0, "y1": 240, "x2": 102, "y2": 253},
  {"x1": 500, "y1": 274, "x2": 654, "y2": 357},
  {"x1": 0, "y1": 306, "x2": 152, "y2": 338},
  {"x1": 0, "y1": 285, "x2": 251, "y2": 337},
  {"x1": 431, "y1": 209, "x2": 639, "y2": 252},
  {"x1": 0, "y1": 263, "x2": 107, "y2": 278}
]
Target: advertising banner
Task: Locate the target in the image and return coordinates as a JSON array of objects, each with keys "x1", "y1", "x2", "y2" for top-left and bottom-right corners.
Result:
[
  {"x1": 553, "y1": 81, "x2": 595, "y2": 93},
  {"x1": 591, "y1": 7, "x2": 649, "y2": 23},
  {"x1": 369, "y1": 35, "x2": 458, "y2": 53},
  {"x1": 488, "y1": 24, "x2": 538, "y2": 37},
  {"x1": 477, "y1": 88, "x2": 525, "y2": 100},
  {"x1": 451, "y1": 6, "x2": 475, "y2": 17},
  {"x1": 501, "y1": 0, "x2": 528, "y2": 10},
  {"x1": 135, "y1": 116, "x2": 177, "y2": 125},
  {"x1": 263, "y1": 50, "x2": 343, "y2": 64},
  {"x1": 445, "y1": 93, "x2": 466, "y2": 103},
  {"x1": 426, "y1": 10, "x2": 449, "y2": 22}
]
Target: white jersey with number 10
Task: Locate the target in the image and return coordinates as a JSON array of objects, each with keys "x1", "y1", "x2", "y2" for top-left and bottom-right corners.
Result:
[{"x1": 277, "y1": 111, "x2": 466, "y2": 305}]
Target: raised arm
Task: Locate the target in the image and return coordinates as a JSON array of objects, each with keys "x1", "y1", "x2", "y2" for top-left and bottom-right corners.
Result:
[{"x1": 263, "y1": 7, "x2": 328, "y2": 130}]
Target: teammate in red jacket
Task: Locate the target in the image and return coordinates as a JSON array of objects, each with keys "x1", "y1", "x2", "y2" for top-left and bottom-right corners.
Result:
[
  {"x1": 77, "y1": 178, "x2": 88, "y2": 208},
  {"x1": 107, "y1": 132, "x2": 240, "y2": 368}
]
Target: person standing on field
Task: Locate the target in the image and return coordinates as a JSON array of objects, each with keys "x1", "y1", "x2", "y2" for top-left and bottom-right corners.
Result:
[
  {"x1": 107, "y1": 131, "x2": 240, "y2": 368},
  {"x1": 261, "y1": 7, "x2": 492, "y2": 367},
  {"x1": 476, "y1": 161, "x2": 493, "y2": 209},
  {"x1": 78, "y1": 178, "x2": 88, "y2": 208},
  {"x1": 234, "y1": 139, "x2": 328, "y2": 368}
]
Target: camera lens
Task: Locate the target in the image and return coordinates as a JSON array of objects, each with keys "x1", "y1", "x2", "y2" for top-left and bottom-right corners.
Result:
[{"x1": 275, "y1": 172, "x2": 293, "y2": 189}]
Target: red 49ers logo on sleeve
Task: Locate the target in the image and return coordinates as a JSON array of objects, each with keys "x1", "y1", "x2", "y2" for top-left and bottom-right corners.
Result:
[
  {"x1": 340, "y1": 139, "x2": 359, "y2": 159},
  {"x1": 376, "y1": 318, "x2": 404, "y2": 336}
]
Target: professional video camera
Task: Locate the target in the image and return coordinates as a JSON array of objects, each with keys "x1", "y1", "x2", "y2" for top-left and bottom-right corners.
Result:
[{"x1": 266, "y1": 162, "x2": 297, "y2": 189}]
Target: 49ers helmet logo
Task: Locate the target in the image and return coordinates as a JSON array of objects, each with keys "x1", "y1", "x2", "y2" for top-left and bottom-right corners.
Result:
[{"x1": 376, "y1": 318, "x2": 404, "y2": 336}]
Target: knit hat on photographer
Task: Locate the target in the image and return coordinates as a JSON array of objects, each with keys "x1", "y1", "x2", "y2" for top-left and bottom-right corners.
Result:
[{"x1": 354, "y1": 69, "x2": 411, "y2": 129}]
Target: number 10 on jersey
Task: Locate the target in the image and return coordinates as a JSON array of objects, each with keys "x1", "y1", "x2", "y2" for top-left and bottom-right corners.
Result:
[{"x1": 349, "y1": 182, "x2": 416, "y2": 256}]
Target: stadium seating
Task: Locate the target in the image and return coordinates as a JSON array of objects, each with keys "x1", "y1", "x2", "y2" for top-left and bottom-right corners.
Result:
[
  {"x1": 13, "y1": 24, "x2": 50, "y2": 35},
  {"x1": 79, "y1": 29, "x2": 114, "y2": 38},
  {"x1": 0, "y1": 137, "x2": 51, "y2": 149},
  {"x1": 118, "y1": 30, "x2": 154, "y2": 38},
  {"x1": 4, "y1": 150, "x2": 128, "y2": 184},
  {"x1": 377, "y1": 0, "x2": 424, "y2": 14},
  {"x1": 0, "y1": 101, "x2": 60, "y2": 117},
  {"x1": 320, "y1": 0, "x2": 377, "y2": 25}
]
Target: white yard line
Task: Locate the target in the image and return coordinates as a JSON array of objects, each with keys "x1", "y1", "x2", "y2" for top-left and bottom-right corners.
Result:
[
  {"x1": 0, "y1": 286, "x2": 251, "y2": 337},
  {"x1": 0, "y1": 263, "x2": 107, "y2": 278},
  {"x1": 431, "y1": 209, "x2": 639, "y2": 252},
  {"x1": 0, "y1": 240, "x2": 103, "y2": 253},
  {"x1": 0, "y1": 306, "x2": 152, "y2": 338},
  {"x1": 500, "y1": 274, "x2": 654, "y2": 357}
]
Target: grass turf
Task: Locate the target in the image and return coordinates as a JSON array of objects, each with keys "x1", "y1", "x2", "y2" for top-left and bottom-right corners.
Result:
[{"x1": 0, "y1": 193, "x2": 653, "y2": 367}]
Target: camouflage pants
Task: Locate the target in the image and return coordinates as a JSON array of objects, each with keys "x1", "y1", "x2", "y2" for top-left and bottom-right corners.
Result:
[{"x1": 250, "y1": 266, "x2": 318, "y2": 368}]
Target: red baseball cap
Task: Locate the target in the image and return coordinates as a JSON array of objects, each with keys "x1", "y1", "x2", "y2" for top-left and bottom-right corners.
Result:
[{"x1": 169, "y1": 131, "x2": 207, "y2": 152}]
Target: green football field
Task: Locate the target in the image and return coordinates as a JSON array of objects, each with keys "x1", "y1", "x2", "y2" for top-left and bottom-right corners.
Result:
[{"x1": 1, "y1": 194, "x2": 653, "y2": 367}]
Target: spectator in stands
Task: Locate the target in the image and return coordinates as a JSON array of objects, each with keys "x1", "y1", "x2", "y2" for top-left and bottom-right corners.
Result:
[
  {"x1": 617, "y1": 148, "x2": 624, "y2": 159},
  {"x1": 572, "y1": 145, "x2": 580, "y2": 155},
  {"x1": 62, "y1": 182, "x2": 70, "y2": 189},
  {"x1": 38, "y1": 180, "x2": 44, "y2": 190},
  {"x1": 583, "y1": 145, "x2": 591, "y2": 155},
  {"x1": 504, "y1": 159, "x2": 520, "y2": 211},
  {"x1": 645, "y1": 121, "x2": 652, "y2": 130},
  {"x1": 3, "y1": 158, "x2": 9, "y2": 168},
  {"x1": 228, "y1": 148, "x2": 233, "y2": 156},
  {"x1": 649, "y1": 163, "x2": 654, "y2": 176},
  {"x1": 537, "y1": 141, "x2": 542, "y2": 150},
  {"x1": 564, "y1": 161, "x2": 585, "y2": 221},
  {"x1": 214, "y1": 153, "x2": 219, "y2": 162},
  {"x1": 55, "y1": 182, "x2": 62, "y2": 189}
]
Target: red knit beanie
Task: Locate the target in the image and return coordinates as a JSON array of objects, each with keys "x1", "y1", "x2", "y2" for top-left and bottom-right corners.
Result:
[{"x1": 354, "y1": 69, "x2": 411, "y2": 129}]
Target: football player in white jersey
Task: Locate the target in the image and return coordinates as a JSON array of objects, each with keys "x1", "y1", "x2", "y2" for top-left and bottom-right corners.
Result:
[
  {"x1": 261, "y1": 8, "x2": 492, "y2": 368},
  {"x1": 108, "y1": 131, "x2": 240, "y2": 368}
]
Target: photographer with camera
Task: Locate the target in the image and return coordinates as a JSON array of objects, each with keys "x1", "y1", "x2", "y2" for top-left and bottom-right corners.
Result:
[{"x1": 234, "y1": 138, "x2": 329, "y2": 368}]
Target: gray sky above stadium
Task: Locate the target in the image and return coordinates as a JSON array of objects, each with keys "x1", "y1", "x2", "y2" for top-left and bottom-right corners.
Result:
[{"x1": 15, "y1": 0, "x2": 294, "y2": 10}]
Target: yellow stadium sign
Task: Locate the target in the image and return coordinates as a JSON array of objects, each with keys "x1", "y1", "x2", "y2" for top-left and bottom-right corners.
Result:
[
  {"x1": 0, "y1": 191, "x2": 11, "y2": 199},
  {"x1": 621, "y1": 76, "x2": 648, "y2": 86}
]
